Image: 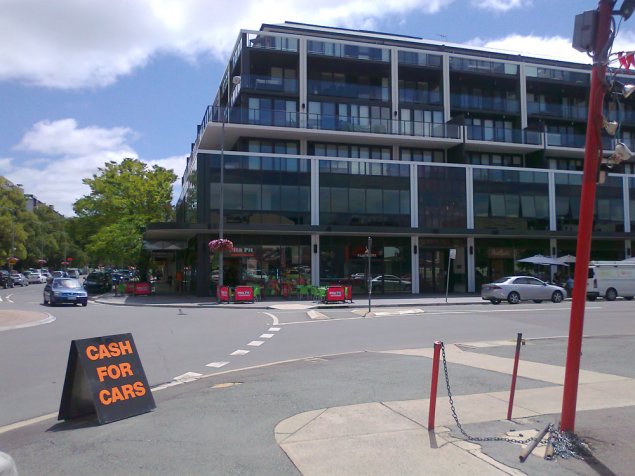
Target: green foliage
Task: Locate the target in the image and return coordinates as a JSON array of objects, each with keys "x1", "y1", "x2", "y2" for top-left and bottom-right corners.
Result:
[{"x1": 73, "y1": 158, "x2": 177, "y2": 267}]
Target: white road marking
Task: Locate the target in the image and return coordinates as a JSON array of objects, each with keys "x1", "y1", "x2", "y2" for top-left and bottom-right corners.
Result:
[
  {"x1": 260, "y1": 333, "x2": 274, "y2": 338},
  {"x1": 263, "y1": 312, "x2": 279, "y2": 326},
  {"x1": 0, "y1": 413, "x2": 57, "y2": 435},
  {"x1": 230, "y1": 349, "x2": 250, "y2": 356},
  {"x1": 5, "y1": 294, "x2": 13, "y2": 303},
  {"x1": 248, "y1": 340, "x2": 264, "y2": 346},
  {"x1": 173, "y1": 372, "x2": 203, "y2": 382},
  {"x1": 206, "y1": 361, "x2": 229, "y2": 368},
  {"x1": 269, "y1": 327, "x2": 281, "y2": 332}
]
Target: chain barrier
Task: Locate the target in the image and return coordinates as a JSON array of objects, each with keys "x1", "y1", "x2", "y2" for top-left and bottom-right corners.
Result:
[{"x1": 439, "y1": 342, "x2": 587, "y2": 460}]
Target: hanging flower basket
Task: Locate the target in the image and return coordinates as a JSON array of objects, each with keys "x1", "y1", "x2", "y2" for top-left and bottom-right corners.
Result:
[
  {"x1": 7, "y1": 257, "x2": 18, "y2": 265},
  {"x1": 37, "y1": 259, "x2": 47, "y2": 266},
  {"x1": 61, "y1": 261, "x2": 70, "y2": 266},
  {"x1": 208, "y1": 238, "x2": 234, "y2": 253}
]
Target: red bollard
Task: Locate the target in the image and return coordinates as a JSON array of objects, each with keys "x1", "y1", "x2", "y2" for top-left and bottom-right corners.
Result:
[
  {"x1": 428, "y1": 341, "x2": 442, "y2": 430},
  {"x1": 507, "y1": 333, "x2": 523, "y2": 420}
]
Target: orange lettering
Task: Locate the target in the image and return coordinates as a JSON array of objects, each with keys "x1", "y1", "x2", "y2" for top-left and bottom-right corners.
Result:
[
  {"x1": 86, "y1": 346, "x2": 99, "y2": 360},
  {"x1": 110, "y1": 387, "x2": 124, "y2": 403},
  {"x1": 119, "y1": 362, "x2": 133, "y2": 378},
  {"x1": 120, "y1": 384, "x2": 135, "y2": 399},
  {"x1": 99, "y1": 389, "x2": 111, "y2": 405},
  {"x1": 108, "y1": 342, "x2": 121, "y2": 357},
  {"x1": 96, "y1": 366, "x2": 109, "y2": 382},
  {"x1": 119, "y1": 340, "x2": 133, "y2": 356},
  {"x1": 133, "y1": 381, "x2": 146, "y2": 397}
]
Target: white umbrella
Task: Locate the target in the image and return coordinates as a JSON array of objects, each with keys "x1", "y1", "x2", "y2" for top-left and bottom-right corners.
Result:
[
  {"x1": 556, "y1": 254, "x2": 576, "y2": 264},
  {"x1": 517, "y1": 254, "x2": 568, "y2": 266}
]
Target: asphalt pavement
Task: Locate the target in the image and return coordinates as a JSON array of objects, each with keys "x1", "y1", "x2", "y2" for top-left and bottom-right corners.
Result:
[{"x1": 1, "y1": 291, "x2": 634, "y2": 475}]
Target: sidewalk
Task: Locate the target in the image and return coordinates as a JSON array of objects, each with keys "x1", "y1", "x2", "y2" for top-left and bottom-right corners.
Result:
[{"x1": 93, "y1": 291, "x2": 487, "y2": 309}]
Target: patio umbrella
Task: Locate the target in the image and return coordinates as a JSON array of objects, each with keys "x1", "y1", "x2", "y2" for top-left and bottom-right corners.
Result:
[
  {"x1": 517, "y1": 254, "x2": 568, "y2": 266},
  {"x1": 556, "y1": 254, "x2": 576, "y2": 264}
]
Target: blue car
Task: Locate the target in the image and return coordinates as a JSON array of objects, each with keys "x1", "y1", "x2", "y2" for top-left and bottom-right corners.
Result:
[{"x1": 43, "y1": 278, "x2": 88, "y2": 306}]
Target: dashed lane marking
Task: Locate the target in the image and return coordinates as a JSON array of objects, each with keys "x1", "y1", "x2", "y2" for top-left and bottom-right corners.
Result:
[
  {"x1": 269, "y1": 327, "x2": 281, "y2": 332},
  {"x1": 263, "y1": 312, "x2": 279, "y2": 326},
  {"x1": 260, "y1": 333, "x2": 274, "y2": 338},
  {"x1": 230, "y1": 349, "x2": 250, "y2": 356},
  {"x1": 248, "y1": 340, "x2": 264, "y2": 347},
  {"x1": 206, "y1": 361, "x2": 229, "y2": 368}
]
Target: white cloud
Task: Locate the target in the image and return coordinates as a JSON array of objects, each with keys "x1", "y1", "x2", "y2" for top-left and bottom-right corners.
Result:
[
  {"x1": 468, "y1": 34, "x2": 592, "y2": 64},
  {"x1": 471, "y1": 0, "x2": 530, "y2": 12},
  {"x1": 0, "y1": 0, "x2": 451, "y2": 89},
  {"x1": 5, "y1": 119, "x2": 182, "y2": 216}
]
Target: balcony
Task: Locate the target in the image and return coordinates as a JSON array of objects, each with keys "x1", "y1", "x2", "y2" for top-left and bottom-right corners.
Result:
[
  {"x1": 308, "y1": 79, "x2": 389, "y2": 102},
  {"x1": 246, "y1": 33, "x2": 298, "y2": 52},
  {"x1": 527, "y1": 101, "x2": 588, "y2": 121},
  {"x1": 451, "y1": 93, "x2": 520, "y2": 114},
  {"x1": 241, "y1": 74, "x2": 298, "y2": 94},
  {"x1": 465, "y1": 125, "x2": 542, "y2": 145},
  {"x1": 195, "y1": 106, "x2": 463, "y2": 150},
  {"x1": 399, "y1": 87, "x2": 441, "y2": 106}
]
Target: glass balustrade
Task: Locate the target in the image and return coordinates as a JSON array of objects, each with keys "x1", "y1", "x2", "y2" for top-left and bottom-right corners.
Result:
[
  {"x1": 242, "y1": 74, "x2": 298, "y2": 93},
  {"x1": 308, "y1": 79, "x2": 389, "y2": 101},
  {"x1": 451, "y1": 93, "x2": 520, "y2": 114}
]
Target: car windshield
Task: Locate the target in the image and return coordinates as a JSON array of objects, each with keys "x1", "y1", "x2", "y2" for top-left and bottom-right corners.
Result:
[
  {"x1": 493, "y1": 277, "x2": 512, "y2": 283},
  {"x1": 54, "y1": 279, "x2": 82, "y2": 289}
]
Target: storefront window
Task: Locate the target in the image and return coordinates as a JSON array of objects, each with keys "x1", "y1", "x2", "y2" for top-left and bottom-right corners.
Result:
[
  {"x1": 320, "y1": 236, "x2": 411, "y2": 295},
  {"x1": 418, "y1": 165, "x2": 466, "y2": 229}
]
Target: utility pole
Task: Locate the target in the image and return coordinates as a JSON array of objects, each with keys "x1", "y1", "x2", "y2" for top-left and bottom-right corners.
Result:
[{"x1": 561, "y1": 0, "x2": 615, "y2": 433}]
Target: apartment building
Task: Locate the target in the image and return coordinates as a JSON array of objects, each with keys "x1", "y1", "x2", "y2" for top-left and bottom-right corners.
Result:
[{"x1": 145, "y1": 22, "x2": 635, "y2": 297}]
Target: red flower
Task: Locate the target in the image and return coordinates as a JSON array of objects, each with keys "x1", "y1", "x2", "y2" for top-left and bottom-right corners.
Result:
[{"x1": 208, "y1": 239, "x2": 234, "y2": 253}]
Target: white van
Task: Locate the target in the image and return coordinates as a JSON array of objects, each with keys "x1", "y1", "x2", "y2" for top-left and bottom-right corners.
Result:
[{"x1": 586, "y1": 261, "x2": 635, "y2": 301}]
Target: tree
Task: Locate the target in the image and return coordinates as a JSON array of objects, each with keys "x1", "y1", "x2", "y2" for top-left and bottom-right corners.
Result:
[{"x1": 73, "y1": 158, "x2": 177, "y2": 269}]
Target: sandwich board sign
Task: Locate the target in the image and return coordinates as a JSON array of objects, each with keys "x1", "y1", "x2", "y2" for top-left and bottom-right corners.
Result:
[{"x1": 58, "y1": 333, "x2": 155, "y2": 424}]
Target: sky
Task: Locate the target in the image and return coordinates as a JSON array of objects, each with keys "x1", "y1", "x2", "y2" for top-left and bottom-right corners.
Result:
[{"x1": 2, "y1": 0, "x2": 635, "y2": 216}]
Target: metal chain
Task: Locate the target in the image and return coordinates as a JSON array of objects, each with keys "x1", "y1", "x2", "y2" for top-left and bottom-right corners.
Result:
[
  {"x1": 440, "y1": 342, "x2": 538, "y2": 444},
  {"x1": 439, "y1": 342, "x2": 587, "y2": 460}
]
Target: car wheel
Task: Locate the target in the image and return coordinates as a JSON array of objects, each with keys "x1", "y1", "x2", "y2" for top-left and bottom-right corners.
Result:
[
  {"x1": 82, "y1": 301, "x2": 87, "y2": 307},
  {"x1": 624, "y1": 296, "x2": 634, "y2": 301},
  {"x1": 551, "y1": 291, "x2": 564, "y2": 303},
  {"x1": 489, "y1": 299, "x2": 501, "y2": 305},
  {"x1": 43, "y1": 296, "x2": 48, "y2": 305},
  {"x1": 533, "y1": 300, "x2": 543, "y2": 303},
  {"x1": 507, "y1": 292, "x2": 521, "y2": 304},
  {"x1": 605, "y1": 288, "x2": 618, "y2": 301}
]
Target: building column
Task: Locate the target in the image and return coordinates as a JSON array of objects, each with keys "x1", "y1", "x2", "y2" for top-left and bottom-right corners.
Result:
[
  {"x1": 311, "y1": 158, "x2": 319, "y2": 225},
  {"x1": 391, "y1": 46, "x2": 399, "y2": 134},
  {"x1": 549, "y1": 170, "x2": 557, "y2": 231},
  {"x1": 299, "y1": 37, "x2": 307, "y2": 128},
  {"x1": 411, "y1": 236, "x2": 419, "y2": 294},
  {"x1": 311, "y1": 234, "x2": 320, "y2": 286},
  {"x1": 442, "y1": 53, "x2": 451, "y2": 123},
  {"x1": 519, "y1": 62, "x2": 528, "y2": 129},
  {"x1": 467, "y1": 237, "x2": 475, "y2": 293},
  {"x1": 623, "y1": 175, "x2": 630, "y2": 233},
  {"x1": 196, "y1": 234, "x2": 211, "y2": 297}
]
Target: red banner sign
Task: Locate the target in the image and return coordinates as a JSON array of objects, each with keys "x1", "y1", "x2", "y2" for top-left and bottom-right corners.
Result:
[
  {"x1": 134, "y1": 282, "x2": 152, "y2": 296},
  {"x1": 218, "y1": 286, "x2": 230, "y2": 303},
  {"x1": 326, "y1": 286, "x2": 346, "y2": 303},
  {"x1": 234, "y1": 286, "x2": 254, "y2": 303}
]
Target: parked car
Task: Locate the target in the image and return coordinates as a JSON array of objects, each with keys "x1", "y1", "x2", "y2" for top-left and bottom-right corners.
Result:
[
  {"x1": 66, "y1": 268, "x2": 80, "y2": 279},
  {"x1": 43, "y1": 278, "x2": 88, "y2": 306},
  {"x1": 27, "y1": 272, "x2": 47, "y2": 284},
  {"x1": 481, "y1": 276, "x2": 566, "y2": 304},
  {"x1": 371, "y1": 274, "x2": 411, "y2": 292},
  {"x1": 0, "y1": 270, "x2": 14, "y2": 289},
  {"x1": 10, "y1": 273, "x2": 29, "y2": 287},
  {"x1": 83, "y1": 271, "x2": 113, "y2": 294}
]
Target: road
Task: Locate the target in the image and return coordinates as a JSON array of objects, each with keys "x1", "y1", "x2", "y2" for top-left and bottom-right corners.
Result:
[{"x1": 1, "y1": 283, "x2": 634, "y2": 429}]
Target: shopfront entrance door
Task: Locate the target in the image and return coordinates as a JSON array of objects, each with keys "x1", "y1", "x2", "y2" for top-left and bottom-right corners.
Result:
[{"x1": 419, "y1": 249, "x2": 445, "y2": 293}]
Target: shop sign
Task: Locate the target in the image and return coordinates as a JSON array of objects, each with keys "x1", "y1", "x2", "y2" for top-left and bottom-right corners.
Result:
[
  {"x1": 487, "y1": 248, "x2": 514, "y2": 258},
  {"x1": 229, "y1": 247, "x2": 255, "y2": 257},
  {"x1": 234, "y1": 286, "x2": 254, "y2": 303},
  {"x1": 58, "y1": 333, "x2": 155, "y2": 425}
]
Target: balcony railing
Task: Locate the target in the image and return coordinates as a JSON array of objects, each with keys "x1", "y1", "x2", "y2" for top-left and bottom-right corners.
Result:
[
  {"x1": 308, "y1": 79, "x2": 389, "y2": 101},
  {"x1": 546, "y1": 132, "x2": 586, "y2": 148},
  {"x1": 246, "y1": 33, "x2": 298, "y2": 52},
  {"x1": 197, "y1": 106, "x2": 463, "y2": 140},
  {"x1": 527, "y1": 101, "x2": 588, "y2": 121},
  {"x1": 451, "y1": 93, "x2": 520, "y2": 114},
  {"x1": 241, "y1": 74, "x2": 298, "y2": 94},
  {"x1": 466, "y1": 125, "x2": 542, "y2": 145},
  {"x1": 399, "y1": 87, "x2": 442, "y2": 105}
]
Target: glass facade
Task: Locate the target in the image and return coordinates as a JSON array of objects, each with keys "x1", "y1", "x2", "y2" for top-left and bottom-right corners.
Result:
[
  {"x1": 473, "y1": 168, "x2": 549, "y2": 231},
  {"x1": 319, "y1": 160, "x2": 410, "y2": 227},
  {"x1": 207, "y1": 153, "x2": 311, "y2": 226},
  {"x1": 418, "y1": 165, "x2": 467, "y2": 229},
  {"x1": 320, "y1": 236, "x2": 411, "y2": 294},
  {"x1": 210, "y1": 234, "x2": 311, "y2": 297},
  {"x1": 475, "y1": 238, "x2": 550, "y2": 287}
]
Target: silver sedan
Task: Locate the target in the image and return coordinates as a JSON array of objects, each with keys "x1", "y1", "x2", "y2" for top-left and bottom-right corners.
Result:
[{"x1": 481, "y1": 276, "x2": 566, "y2": 304}]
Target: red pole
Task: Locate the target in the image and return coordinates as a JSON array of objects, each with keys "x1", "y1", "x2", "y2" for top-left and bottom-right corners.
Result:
[
  {"x1": 507, "y1": 333, "x2": 522, "y2": 420},
  {"x1": 561, "y1": 0, "x2": 613, "y2": 432},
  {"x1": 428, "y1": 341, "x2": 442, "y2": 430}
]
